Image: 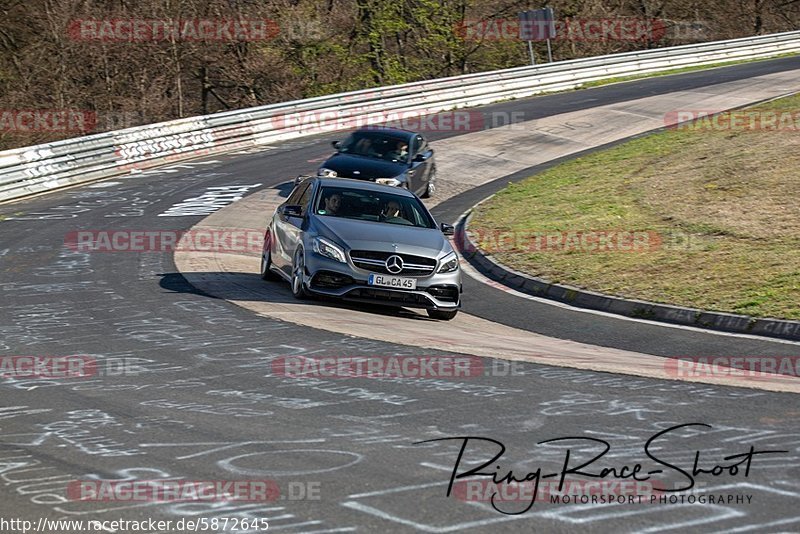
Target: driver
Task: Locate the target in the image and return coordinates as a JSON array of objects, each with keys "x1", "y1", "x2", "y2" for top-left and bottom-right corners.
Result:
[
  {"x1": 320, "y1": 192, "x2": 342, "y2": 215},
  {"x1": 354, "y1": 138, "x2": 381, "y2": 157},
  {"x1": 382, "y1": 200, "x2": 402, "y2": 219}
]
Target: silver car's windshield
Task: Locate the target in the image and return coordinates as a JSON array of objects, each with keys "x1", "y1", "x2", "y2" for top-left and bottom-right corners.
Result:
[{"x1": 315, "y1": 186, "x2": 435, "y2": 228}]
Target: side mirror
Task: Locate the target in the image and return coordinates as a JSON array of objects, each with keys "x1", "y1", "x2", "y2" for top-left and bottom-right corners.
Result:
[
  {"x1": 283, "y1": 205, "x2": 303, "y2": 218},
  {"x1": 440, "y1": 223, "x2": 455, "y2": 236},
  {"x1": 413, "y1": 153, "x2": 428, "y2": 162},
  {"x1": 331, "y1": 140, "x2": 341, "y2": 149}
]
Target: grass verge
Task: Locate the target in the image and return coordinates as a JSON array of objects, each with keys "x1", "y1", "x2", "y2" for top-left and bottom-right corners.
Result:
[{"x1": 469, "y1": 93, "x2": 800, "y2": 319}]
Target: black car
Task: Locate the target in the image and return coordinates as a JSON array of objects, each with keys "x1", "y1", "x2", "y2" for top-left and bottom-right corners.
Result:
[{"x1": 316, "y1": 126, "x2": 436, "y2": 197}]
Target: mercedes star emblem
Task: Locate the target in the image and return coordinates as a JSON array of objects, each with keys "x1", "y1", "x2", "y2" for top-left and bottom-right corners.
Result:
[{"x1": 385, "y1": 255, "x2": 404, "y2": 274}]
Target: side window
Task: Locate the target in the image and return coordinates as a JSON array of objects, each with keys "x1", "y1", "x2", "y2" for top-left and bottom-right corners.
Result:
[
  {"x1": 415, "y1": 135, "x2": 427, "y2": 153},
  {"x1": 297, "y1": 184, "x2": 313, "y2": 215},
  {"x1": 287, "y1": 182, "x2": 310, "y2": 206}
]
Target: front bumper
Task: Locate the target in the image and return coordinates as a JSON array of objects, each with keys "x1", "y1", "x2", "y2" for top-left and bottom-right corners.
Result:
[{"x1": 304, "y1": 252, "x2": 461, "y2": 310}]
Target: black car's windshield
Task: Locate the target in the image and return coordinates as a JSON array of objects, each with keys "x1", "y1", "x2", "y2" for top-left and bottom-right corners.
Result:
[
  {"x1": 315, "y1": 186, "x2": 435, "y2": 228},
  {"x1": 337, "y1": 131, "x2": 409, "y2": 163}
]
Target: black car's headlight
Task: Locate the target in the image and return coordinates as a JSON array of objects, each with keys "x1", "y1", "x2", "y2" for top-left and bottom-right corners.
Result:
[
  {"x1": 313, "y1": 237, "x2": 346, "y2": 263},
  {"x1": 318, "y1": 168, "x2": 338, "y2": 177},
  {"x1": 375, "y1": 178, "x2": 402, "y2": 186},
  {"x1": 437, "y1": 252, "x2": 459, "y2": 273}
]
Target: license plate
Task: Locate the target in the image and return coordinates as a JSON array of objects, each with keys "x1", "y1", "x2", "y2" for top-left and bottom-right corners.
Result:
[{"x1": 368, "y1": 273, "x2": 416, "y2": 290}]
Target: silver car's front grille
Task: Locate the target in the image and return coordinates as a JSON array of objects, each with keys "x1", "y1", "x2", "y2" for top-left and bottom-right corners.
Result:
[{"x1": 349, "y1": 250, "x2": 437, "y2": 276}]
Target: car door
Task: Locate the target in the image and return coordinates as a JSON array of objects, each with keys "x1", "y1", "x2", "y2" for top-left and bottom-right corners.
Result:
[
  {"x1": 286, "y1": 182, "x2": 314, "y2": 268},
  {"x1": 273, "y1": 181, "x2": 311, "y2": 273},
  {"x1": 409, "y1": 134, "x2": 433, "y2": 195}
]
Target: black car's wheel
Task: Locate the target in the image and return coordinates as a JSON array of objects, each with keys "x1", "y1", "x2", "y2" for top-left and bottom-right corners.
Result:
[
  {"x1": 421, "y1": 167, "x2": 436, "y2": 198},
  {"x1": 260, "y1": 231, "x2": 279, "y2": 281},
  {"x1": 291, "y1": 248, "x2": 310, "y2": 299},
  {"x1": 427, "y1": 308, "x2": 457, "y2": 321}
]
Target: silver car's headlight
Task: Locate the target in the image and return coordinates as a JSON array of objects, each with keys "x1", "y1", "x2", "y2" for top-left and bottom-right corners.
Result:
[
  {"x1": 375, "y1": 178, "x2": 402, "y2": 186},
  {"x1": 437, "y1": 252, "x2": 459, "y2": 273},
  {"x1": 313, "y1": 237, "x2": 346, "y2": 263},
  {"x1": 318, "y1": 168, "x2": 338, "y2": 177}
]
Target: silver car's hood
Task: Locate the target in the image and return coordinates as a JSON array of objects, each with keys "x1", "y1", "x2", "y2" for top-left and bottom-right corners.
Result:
[{"x1": 315, "y1": 216, "x2": 450, "y2": 258}]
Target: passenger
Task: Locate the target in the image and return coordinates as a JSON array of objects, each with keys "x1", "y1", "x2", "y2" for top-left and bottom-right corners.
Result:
[{"x1": 385, "y1": 141, "x2": 408, "y2": 161}]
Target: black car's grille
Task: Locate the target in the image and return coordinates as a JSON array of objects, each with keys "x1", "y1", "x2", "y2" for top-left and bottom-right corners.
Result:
[{"x1": 349, "y1": 250, "x2": 437, "y2": 276}]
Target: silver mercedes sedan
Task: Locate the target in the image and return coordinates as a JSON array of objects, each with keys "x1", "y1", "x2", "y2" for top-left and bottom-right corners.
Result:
[{"x1": 260, "y1": 177, "x2": 461, "y2": 320}]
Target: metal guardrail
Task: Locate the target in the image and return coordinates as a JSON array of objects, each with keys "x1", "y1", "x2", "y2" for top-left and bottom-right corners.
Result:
[{"x1": 1, "y1": 30, "x2": 799, "y2": 203}]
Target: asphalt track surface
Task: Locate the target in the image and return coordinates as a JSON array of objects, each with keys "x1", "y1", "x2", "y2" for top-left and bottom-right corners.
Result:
[{"x1": 1, "y1": 57, "x2": 799, "y2": 533}]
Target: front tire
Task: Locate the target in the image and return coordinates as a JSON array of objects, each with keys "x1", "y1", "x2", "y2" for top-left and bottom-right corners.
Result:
[
  {"x1": 427, "y1": 308, "x2": 457, "y2": 321},
  {"x1": 260, "y1": 231, "x2": 279, "y2": 281},
  {"x1": 421, "y1": 167, "x2": 436, "y2": 198},
  {"x1": 291, "y1": 248, "x2": 310, "y2": 299}
]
